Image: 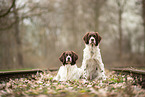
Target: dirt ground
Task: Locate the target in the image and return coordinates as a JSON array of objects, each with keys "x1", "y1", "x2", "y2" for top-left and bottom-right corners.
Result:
[{"x1": 0, "y1": 70, "x2": 145, "y2": 97}]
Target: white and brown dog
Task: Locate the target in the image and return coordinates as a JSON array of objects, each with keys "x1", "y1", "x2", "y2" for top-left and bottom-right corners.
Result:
[
  {"x1": 81, "y1": 32, "x2": 106, "y2": 80},
  {"x1": 54, "y1": 51, "x2": 83, "y2": 81}
]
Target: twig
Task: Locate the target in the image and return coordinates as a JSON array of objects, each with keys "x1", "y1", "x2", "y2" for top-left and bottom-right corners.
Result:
[{"x1": 0, "y1": 0, "x2": 16, "y2": 18}]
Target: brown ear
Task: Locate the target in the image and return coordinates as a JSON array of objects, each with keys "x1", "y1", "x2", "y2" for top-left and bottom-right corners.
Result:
[
  {"x1": 59, "y1": 52, "x2": 66, "y2": 65},
  {"x1": 71, "y1": 51, "x2": 78, "y2": 65},
  {"x1": 95, "y1": 32, "x2": 102, "y2": 46},
  {"x1": 83, "y1": 32, "x2": 89, "y2": 44}
]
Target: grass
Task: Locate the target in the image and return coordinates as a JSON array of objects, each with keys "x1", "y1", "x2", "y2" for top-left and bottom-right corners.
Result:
[{"x1": 0, "y1": 70, "x2": 145, "y2": 97}]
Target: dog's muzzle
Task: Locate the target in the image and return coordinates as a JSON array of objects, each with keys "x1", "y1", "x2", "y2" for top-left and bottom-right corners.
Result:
[
  {"x1": 66, "y1": 56, "x2": 72, "y2": 63},
  {"x1": 89, "y1": 37, "x2": 96, "y2": 44}
]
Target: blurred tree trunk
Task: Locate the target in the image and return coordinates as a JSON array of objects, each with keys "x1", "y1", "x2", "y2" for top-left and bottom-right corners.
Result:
[
  {"x1": 91, "y1": 0, "x2": 105, "y2": 32},
  {"x1": 63, "y1": 0, "x2": 78, "y2": 49},
  {"x1": 94, "y1": 6, "x2": 100, "y2": 32},
  {"x1": 118, "y1": 8, "x2": 122, "y2": 58},
  {"x1": 72, "y1": 0, "x2": 78, "y2": 48},
  {"x1": 116, "y1": 0, "x2": 126, "y2": 59},
  {"x1": 93, "y1": 0, "x2": 105, "y2": 32},
  {"x1": 128, "y1": 32, "x2": 132, "y2": 58},
  {"x1": 142, "y1": 0, "x2": 145, "y2": 57},
  {"x1": 13, "y1": 1, "x2": 23, "y2": 67}
]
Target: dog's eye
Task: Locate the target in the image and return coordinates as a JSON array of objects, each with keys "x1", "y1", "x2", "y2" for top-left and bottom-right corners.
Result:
[
  {"x1": 69, "y1": 54, "x2": 71, "y2": 56},
  {"x1": 66, "y1": 54, "x2": 68, "y2": 56},
  {"x1": 93, "y1": 35, "x2": 95, "y2": 37}
]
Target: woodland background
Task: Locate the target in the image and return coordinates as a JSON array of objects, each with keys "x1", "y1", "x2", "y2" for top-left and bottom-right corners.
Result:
[{"x1": 0, "y1": 0, "x2": 144, "y2": 70}]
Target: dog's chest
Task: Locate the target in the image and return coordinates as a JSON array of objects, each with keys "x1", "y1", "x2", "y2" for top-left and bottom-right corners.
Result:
[
  {"x1": 85, "y1": 46, "x2": 99, "y2": 70},
  {"x1": 66, "y1": 65, "x2": 73, "y2": 74},
  {"x1": 87, "y1": 45, "x2": 97, "y2": 58},
  {"x1": 65, "y1": 65, "x2": 76, "y2": 79},
  {"x1": 90, "y1": 47, "x2": 95, "y2": 57},
  {"x1": 86, "y1": 59, "x2": 98, "y2": 70},
  {"x1": 83, "y1": 45, "x2": 100, "y2": 68}
]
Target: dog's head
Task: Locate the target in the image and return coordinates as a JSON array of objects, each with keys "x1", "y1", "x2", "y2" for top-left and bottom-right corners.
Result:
[
  {"x1": 83, "y1": 32, "x2": 102, "y2": 46},
  {"x1": 59, "y1": 51, "x2": 78, "y2": 65}
]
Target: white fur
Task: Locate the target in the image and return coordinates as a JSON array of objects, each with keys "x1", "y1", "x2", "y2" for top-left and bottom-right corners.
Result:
[
  {"x1": 54, "y1": 64, "x2": 83, "y2": 81},
  {"x1": 81, "y1": 44, "x2": 106, "y2": 80}
]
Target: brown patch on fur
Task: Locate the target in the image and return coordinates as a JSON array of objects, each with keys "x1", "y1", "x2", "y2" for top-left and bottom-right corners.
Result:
[
  {"x1": 71, "y1": 51, "x2": 78, "y2": 65},
  {"x1": 95, "y1": 32, "x2": 102, "y2": 45},
  {"x1": 59, "y1": 52, "x2": 66, "y2": 65},
  {"x1": 83, "y1": 32, "x2": 89, "y2": 44}
]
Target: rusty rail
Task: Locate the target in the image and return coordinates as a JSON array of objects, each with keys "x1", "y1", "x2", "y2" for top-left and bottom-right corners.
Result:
[
  {"x1": 109, "y1": 68, "x2": 145, "y2": 88},
  {"x1": 0, "y1": 69, "x2": 58, "y2": 82},
  {"x1": 0, "y1": 69, "x2": 44, "y2": 82}
]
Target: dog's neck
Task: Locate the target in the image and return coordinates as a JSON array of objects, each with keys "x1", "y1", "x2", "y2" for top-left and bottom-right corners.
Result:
[
  {"x1": 90, "y1": 45, "x2": 94, "y2": 56},
  {"x1": 85, "y1": 44, "x2": 99, "y2": 57}
]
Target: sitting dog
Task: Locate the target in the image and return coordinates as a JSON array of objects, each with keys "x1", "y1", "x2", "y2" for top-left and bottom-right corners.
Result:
[
  {"x1": 54, "y1": 51, "x2": 83, "y2": 81},
  {"x1": 81, "y1": 32, "x2": 106, "y2": 80}
]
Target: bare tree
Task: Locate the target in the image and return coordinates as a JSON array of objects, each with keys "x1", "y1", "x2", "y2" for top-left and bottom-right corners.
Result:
[
  {"x1": 92, "y1": 0, "x2": 106, "y2": 32},
  {"x1": 0, "y1": 0, "x2": 144, "y2": 70},
  {"x1": 116, "y1": 0, "x2": 127, "y2": 58},
  {"x1": 13, "y1": 0, "x2": 24, "y2": 67},
  {"x1": 0, "y1": 0, "x2": 15, "y2": 18},
  {"x1": 142, "y1": 0, "x2": 145, "y2": 57}
]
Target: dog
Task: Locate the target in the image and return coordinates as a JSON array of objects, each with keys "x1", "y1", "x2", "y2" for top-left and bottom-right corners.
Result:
[
  {"x1": 54, "y1": 51, "x2": 83, "y2": 81},
  {"x1": 81, "y1": 32, "x2": 106, "y2": 80}
]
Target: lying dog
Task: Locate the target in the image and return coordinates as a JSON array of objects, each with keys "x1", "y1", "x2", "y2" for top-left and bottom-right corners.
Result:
[
  {"x1": 54, "y1": 51, "x2": 83, "y2": 81},
  {"x1": 81, "y1": 32, "x2": 106, "y2": 80}
]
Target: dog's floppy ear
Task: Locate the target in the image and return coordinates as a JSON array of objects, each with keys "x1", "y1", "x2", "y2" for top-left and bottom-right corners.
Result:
[
  {"x1": 83, "y1": 32, "x2": 89, "y2": 44},
  {"x1": 71, "y1": 51, "x2": 78, "y2": 65},
  {"x1": 59, "y1": 52, "x2": 66, "y2": 65},
  {"x1": 95, "y1": 32, "x2": 102, "y2": 46}
]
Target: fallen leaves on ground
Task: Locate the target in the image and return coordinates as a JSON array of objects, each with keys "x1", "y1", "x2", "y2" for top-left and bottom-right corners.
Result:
[{"x1": 0, "y1": 70, "x2": 145, "y2": 97}]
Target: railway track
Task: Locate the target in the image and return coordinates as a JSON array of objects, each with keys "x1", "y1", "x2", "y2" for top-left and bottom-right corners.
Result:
[
  {"x1": 0, "y1": 69, "x2": 43, "y2": 82},
  {"x1": 0, "y1": 69, "x2": 58, "y2": 82},
  {"x1": 109, "y1": 68, "x2": 145, "y2": 88},
  {"x1": 0, "y1": 68, "x2": 145, "y2": 88}
]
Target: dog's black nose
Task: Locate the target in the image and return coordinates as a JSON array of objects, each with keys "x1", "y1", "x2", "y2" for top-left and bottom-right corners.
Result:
[
  {"x1": 68, "y1": 57, "x2": 70, "y2": 61},
  {"x1": 91, "y1": 39, "x2": 94, "y2": 41}
]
